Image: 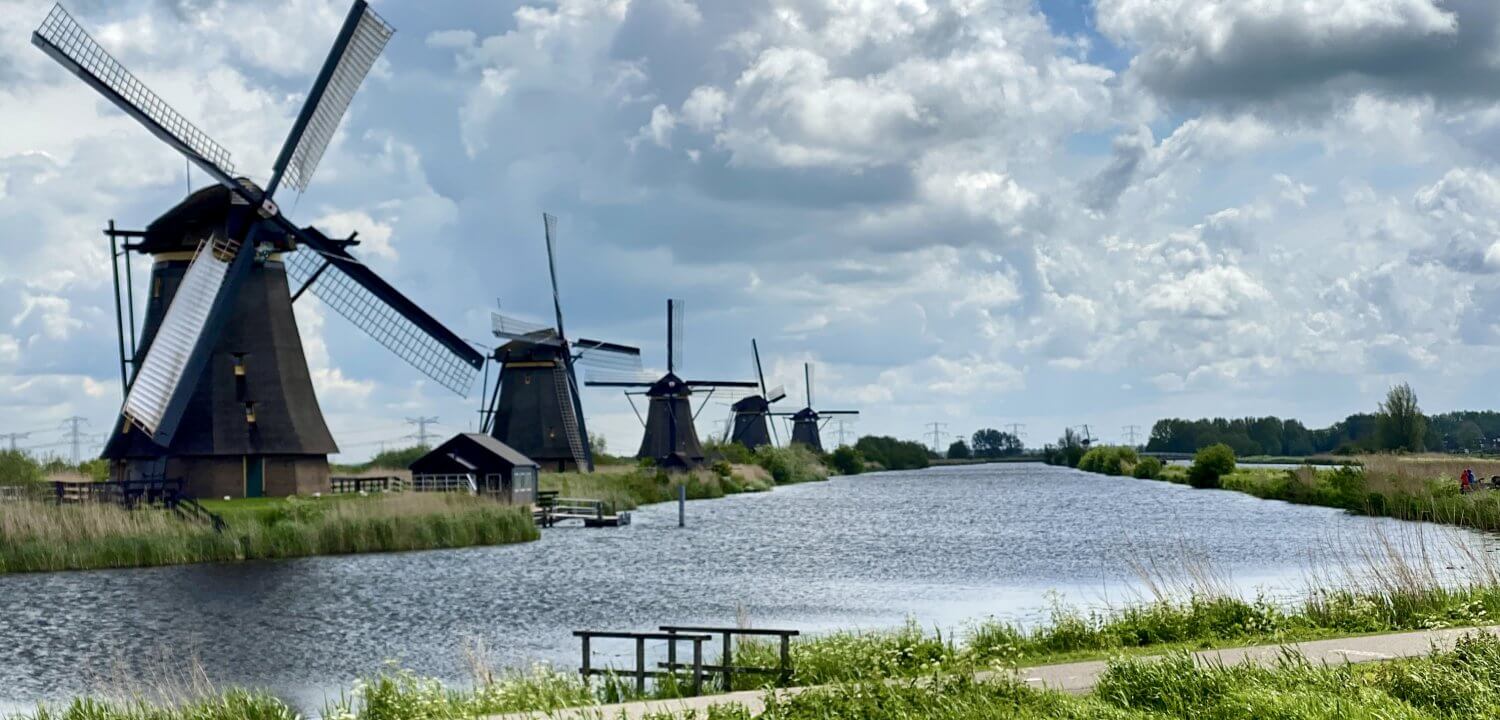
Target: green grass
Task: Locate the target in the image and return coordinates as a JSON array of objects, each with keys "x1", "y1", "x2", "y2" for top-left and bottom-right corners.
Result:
[
  {"x1": 27, "y1": 630, "x2": 1500, "y2": 720},
  {"x1": 0, "y1": 494, "x2": 537, "y2": 574},
  {"x1": 540, "y1": 446, "x2": 828, "y2": 513}
]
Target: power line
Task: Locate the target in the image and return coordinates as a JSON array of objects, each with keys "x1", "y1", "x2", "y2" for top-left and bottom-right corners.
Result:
[
  {"x1": 1005, "y1": 423, "x2": 1027, "y2": 439},
  {"x1": 0, "y1": 432, "x2": 31, "y2": 452},
  {"x1": 1122, "y1": 425, "x2": 1142, "y2": 446},
  {"x1": 405, "y1": 417, "x2": 439, "y2": 448},
  {"x1": 925, "y1": 422, "x2": 949, "y2": 452},
  {"x1": 832, "y1": 418, "x2": 855, "y2": 447},
  {"x1": 60, "y1": 416, "x2": 90, "y2": 464}
]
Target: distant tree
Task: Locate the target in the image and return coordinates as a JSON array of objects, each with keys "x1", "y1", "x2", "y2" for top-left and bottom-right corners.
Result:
[
  {"x1": 854, "y1": 436, "x2": 931, "y2": 470},
  {"x1": 1043, "y1": 428, "x2": 1087, "y2": 468},
  {"x1": 947, "y1": 439, "x2": 971, "y2": 459},
  {"x1": 1456, "y1": 421, "x2": 1485, "y2": 452},
  {"x1": 970, "y1": 429, "x2": 1022, "y2": 458},
  {"x1": 1377, "y1": 382, "x2": 1426, "y2": 452},
  {"x1": 0, "y1": 449, "x2": 43, "y2": 486}
]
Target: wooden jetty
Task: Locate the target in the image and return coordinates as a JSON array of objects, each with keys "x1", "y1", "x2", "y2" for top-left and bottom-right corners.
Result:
[{"x1": 534, "y1": 491, "x2": 631, "y2": 528}]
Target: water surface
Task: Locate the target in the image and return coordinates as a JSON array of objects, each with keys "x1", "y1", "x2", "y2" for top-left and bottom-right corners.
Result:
[{"x1": 0, "y1": 463, "x2": 1486, "y2": 710}]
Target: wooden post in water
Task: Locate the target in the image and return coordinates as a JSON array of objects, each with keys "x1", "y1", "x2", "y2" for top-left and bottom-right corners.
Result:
[
  {"x1": 779, "y1": 634, "x2": 792, "y2": 686},
  {"x1": 678, "y1": 483, "x2": 686, "y2": 527}
]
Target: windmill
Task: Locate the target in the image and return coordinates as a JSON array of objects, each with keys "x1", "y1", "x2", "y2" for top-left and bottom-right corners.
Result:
[
  {"x1": 726, "y1": 339, "x2": 787, "y2": 451},
  {"x1": 774, "y1": 363, "x2": 858, "y2": 453},
  {"x1": 479, "y1": 213, "x2": 642, "y2": 472},
  {"x1": 36, "y1": 2, "x2": 485, "y2": 497},
  {"x1": 586, "y1": 300, "x2": 757, "y2": 469}
]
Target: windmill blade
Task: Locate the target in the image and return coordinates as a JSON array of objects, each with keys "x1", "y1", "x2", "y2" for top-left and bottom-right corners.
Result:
[
  {"x1": 766, "y1": 384, "x2": 788, "y2": 404},
  {"x1": 491, "y1": 311, "x2": 561, "y2": 345},
  {"x1": 285, "y1": 233, "x2": 483, "y2": 396},
  {"x1": 584, "y1": 370, "x2": 658, "y2": 386},
  {"x1": 123, "y1": 233, "x2": 254, "y2": 444},
  {"x1": 573, "y1": 338, "x2": 642, "y2": 372},
  {"x1": 751, "y1": 339, "x2": 768, "y2": 397},
  {"x1": 668, "y1": 298, "x2": 685, "y2": 372},
  {"x1": 33, "y1": 4, "x2": 238, "y2": 190},
  {"x1": 819, "y1": 410, "x2": 860, "y2": 415},
  {"x1": 805, "y1": 363, "x2": 814, "y2": 407},
  {"x1": 685, "y1": 380, "x2": 759, "y2": 388},
  {"x1": 543, "y1": 213, "x2": 568, "y2": 340},
  {"x1": 269, "y1": 0, "x2": 393, "y2": 194}
]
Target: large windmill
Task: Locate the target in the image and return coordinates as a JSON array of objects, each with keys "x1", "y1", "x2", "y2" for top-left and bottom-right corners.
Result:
[
  {"x1": 36, "y1": 2, "x2": 485, "y2": 497},
  {"x1": 726, "y1": 339, "x2": 787, "y2": 451},
  {"x1": 774, "y1": 363, "x2": 859, "y2": 453},
  {"x1": 587, "y1": 300, "x2": 757, "y2": 469},
  {"x1": 480, "y1": 213, "x2": 642, "y2": 472}
]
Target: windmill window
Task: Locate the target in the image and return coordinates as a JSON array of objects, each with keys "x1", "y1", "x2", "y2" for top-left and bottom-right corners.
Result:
[
  {"x1": 524, "y1": 375, "x2": 532, "y2": 384},
  {"x1": 153, "y1": 278, "x2": 162, "y2": 298},
  {"x1": 244, "y1": 402, "x2": 257, "y2": 424},
  {"x1": 232, "y1": 354, "x2": 247, "y2": 377}
]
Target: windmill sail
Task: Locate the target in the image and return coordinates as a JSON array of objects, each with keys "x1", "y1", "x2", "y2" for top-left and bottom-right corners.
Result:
[
  {"x1": 491, "y1": 311, "x2": 558, "y2": 343},
  {"x1": 32, "y1": 4, "x2": 237, "y2": 188},
  {"x1": 271, "y1": 0, "x2": 393, "y2": 193},
  {"x1": 285, "y1": 241, "x2": 483, "y2": 396},
  {"x1": 123, "y1": 234, "x2": 250, "y2": 442},
  {"x1": 766, "y1": 384, "x2": 788, "y2": 404}
]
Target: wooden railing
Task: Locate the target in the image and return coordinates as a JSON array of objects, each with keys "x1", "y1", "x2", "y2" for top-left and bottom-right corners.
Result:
[
  {"x1": 659, "y1": 626, "x2": 800, "y2": 690},
  {"x1": 575, "y1": 630, "x2": 712, "y2": 696}
]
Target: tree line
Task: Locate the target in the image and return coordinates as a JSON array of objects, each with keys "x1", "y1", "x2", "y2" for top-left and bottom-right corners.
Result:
[{"x1": 1145, "y1": 383, "x2": 1481, "y2": 456}]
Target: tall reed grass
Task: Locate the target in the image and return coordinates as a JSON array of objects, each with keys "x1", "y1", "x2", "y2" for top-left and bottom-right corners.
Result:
[{"x1": 0, "y1": 494, "x2": 537, "y2": 574}]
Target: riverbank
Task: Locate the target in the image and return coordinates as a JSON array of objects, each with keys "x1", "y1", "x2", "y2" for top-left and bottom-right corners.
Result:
[
  {"x1": 21, "y1": 572, "x2": 1500, "y2": 719},
  {"x1": 0, "y1": 494, "x2": 537, "y2": 574},
  {"x1": 541, "y1": 445, "x2": 829, "y2": 512}
]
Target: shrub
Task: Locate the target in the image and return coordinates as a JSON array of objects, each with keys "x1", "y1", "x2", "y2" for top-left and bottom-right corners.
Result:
[
  {"x1": 754, "y1": 445, "x2": 828, "y2": 485},
  {"x1": 1188, "y1": 443, "x2": 1236, "y2": 489},
  {"x1": 705, "y1": 440, "x2": 755, "y2": 465},
  {"x1": 1132, "y1": 457, "x2": 1163, "y2": 480},
  {"x1": 854, "y1": 436, "x2": 931, "y2": 470},
  {"x1": 1077, "y1": 446, "x2": 1139, "y2": 476},
  {"x1": 829, "y1": 446, "x2": 864, "y2": 476},
  {"x1": 0, "y1": 450, "x2": 43, "y2": 486}
]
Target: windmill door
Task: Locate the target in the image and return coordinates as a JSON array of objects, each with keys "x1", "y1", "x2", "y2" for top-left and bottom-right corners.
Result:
[{"x1": 245, "y1": 457, "x2": 265, "y2": 498}]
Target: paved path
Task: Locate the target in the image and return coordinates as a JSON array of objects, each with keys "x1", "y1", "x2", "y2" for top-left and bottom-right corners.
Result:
[{"x1": 493, "y1": 625, "x2": 1500, "y2": 720}]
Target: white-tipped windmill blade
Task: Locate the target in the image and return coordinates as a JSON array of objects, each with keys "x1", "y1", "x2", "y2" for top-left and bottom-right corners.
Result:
[{"x1": 36, "y1": 1, "x2": 484, "y2": 446}]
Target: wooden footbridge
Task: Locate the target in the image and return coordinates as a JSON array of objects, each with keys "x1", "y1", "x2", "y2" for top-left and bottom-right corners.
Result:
[{"x1": 534, "y1": 491, "x2": 631, "y2": 528}]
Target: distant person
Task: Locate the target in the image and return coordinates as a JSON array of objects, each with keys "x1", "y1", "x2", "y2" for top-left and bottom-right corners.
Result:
[{"x1": 1461, "y1": 468, "x2": 1474, "y2": 494}]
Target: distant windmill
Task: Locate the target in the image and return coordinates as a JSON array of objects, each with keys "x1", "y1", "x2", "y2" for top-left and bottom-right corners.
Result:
[
  {"x1": 587, "y1": 300, "x2": 757, "y2": 469},
  {"x1": 726, "y1": 339, "x2": 787, "y2": 451},
  {"x1": 774, "y1": 363, "x2": 859, "y2": 453},
  {"x1": 36, "y1": 2, "x2": 485, "y2": 497},
  {"x1": 480, "y1": 213, "x2": 642, "y2": 472}
]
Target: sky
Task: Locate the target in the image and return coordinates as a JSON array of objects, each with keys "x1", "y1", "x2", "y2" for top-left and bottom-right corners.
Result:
[{"x1": 3, "y1": 0, "x2": 1500, "y2": 461}]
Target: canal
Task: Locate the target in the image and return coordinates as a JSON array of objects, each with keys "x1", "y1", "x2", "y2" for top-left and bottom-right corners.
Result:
[{"x1": 0, "y1": 463, "x2": 1488, "y2": 711}]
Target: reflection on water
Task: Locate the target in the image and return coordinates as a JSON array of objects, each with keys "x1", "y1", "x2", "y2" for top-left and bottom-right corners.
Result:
[{"x1": 0, "y1": 463, "x2": 1489, "y2": 710}]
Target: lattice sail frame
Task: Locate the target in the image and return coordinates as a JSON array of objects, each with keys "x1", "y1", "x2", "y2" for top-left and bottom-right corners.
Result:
[
  {"x1": 279, "y1": 3, "x2": 392, "y2": 191},
  {"x1": 669, "y1": 298, "x2": 685, "y2": 371},
  {"x1": 34, "y1": 4, "x2": 236, "y2": 180},
  {"x1": 286, "y1": 249, "x2": 475, "y2": 395}
]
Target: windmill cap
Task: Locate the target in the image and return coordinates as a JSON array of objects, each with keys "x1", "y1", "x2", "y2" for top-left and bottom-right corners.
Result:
[{"x1": 139, "y1": 180, "x2": 266, "y2": 254}]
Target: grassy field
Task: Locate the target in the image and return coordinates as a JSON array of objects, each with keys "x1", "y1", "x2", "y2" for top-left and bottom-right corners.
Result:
[{"x1": 0, "y1": 493, "x2": 537, "y2": 574}]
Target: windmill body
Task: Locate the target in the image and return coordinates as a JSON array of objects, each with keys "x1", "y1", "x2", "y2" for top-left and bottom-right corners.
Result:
[
  {"x1": 639, "y1": 373, "x2": 705, "y2": 468},
  {"x1": 587, "y1": 300, "x2": 756, "y2": 469},
  {"x1": 727, "y1": 339, "x2": 786, "y2": 451},
  {"x1": 729, "y1": 395, "x2": 773, "y2": 449},
  {"x1": 775, "y1": 362, "x2": 858, "y2": 454},
  {"x1": 488, "y1": 336, "x2": 585, "y2": 472},
  {"x1": 103, "y1": 187, "x2": 337, "y2": 496},
  {"x1": 39, "y1": 1, "x2": 485, "y2": 498},
  {"x1": 483, "y1": 215, "x2": 642, "y2": 472}
]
